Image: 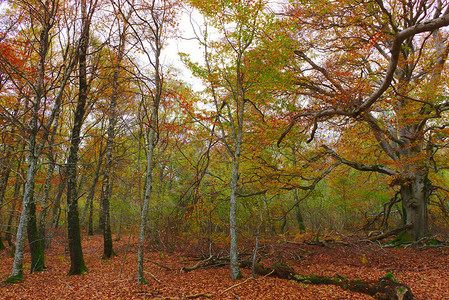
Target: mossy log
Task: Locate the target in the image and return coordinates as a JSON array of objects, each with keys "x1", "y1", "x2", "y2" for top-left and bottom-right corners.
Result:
[{"x1": 255, "y1": 263, "x2": 415, "y2": 300}]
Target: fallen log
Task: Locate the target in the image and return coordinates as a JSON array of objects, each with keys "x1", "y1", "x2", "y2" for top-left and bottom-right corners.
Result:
[
  {"x1": 255, "y1": 263, "x2": 416, "y2": 300},
  {"x1": 368, "y1": 224, "x2": 413, "y2": 241}
]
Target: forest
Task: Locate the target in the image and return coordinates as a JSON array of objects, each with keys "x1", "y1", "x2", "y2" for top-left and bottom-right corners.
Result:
[{"x1": 1, "y1": 0, "x2": 449, "y2": 299}]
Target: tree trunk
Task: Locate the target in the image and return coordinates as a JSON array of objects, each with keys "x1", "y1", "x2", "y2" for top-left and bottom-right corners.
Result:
[
  {"x1": 7, "y1": 13, "x2": 51, "y2": 280},
  {"x1": 100, "y1": 27, "x2": 124, "y2": 258},
  {"x1": 229, "y1": 156, "x2": 240, "y2": 280},
  {"x1": 88, "y1": 193, "x2": 94, "y2": 236},
  {"x1": 66, "y1": 0, "x2": 91, "y2": 275},
  {"x1": 0, "y1": 144, "x2": 12, "y2": 250},
  {"x1": 27, "y1": 196, "x2": 45, "y2": 272},
  {"x1": 5, "y1": 170, "x2": 23, "y2": 247},
  {"x1": 50, "y1": 169, "x2": 67, "y2": 230},
  {"x1": 8, "y1": 150, "x2": 39, "y2": 281},
  {"x1": 400, "y1": 171, "x2": 430, "y2": 240},
  {"x1": 138, "y1": 127, "x2": 156, "y2": 283},
  {"x1": 81, "y1": 144, "x2": 104, "y2": 227},
  {"x1": 38, "y1": 109, "x2": 60, "y2": 249},
  {"x1": 293, "y1": 189, "x2": 306, "y2": 234}
]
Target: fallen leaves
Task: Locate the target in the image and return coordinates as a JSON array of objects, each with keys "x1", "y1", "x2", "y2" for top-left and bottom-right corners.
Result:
[{"x1": 1, "y1": 234, "x2": 449, "y2": 299}]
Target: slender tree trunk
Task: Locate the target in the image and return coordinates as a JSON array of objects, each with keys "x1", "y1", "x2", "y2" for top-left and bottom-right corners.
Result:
[
  {"x1": 229, "y1": 50, "x2": 245, "y2": 280},
  {"x1": 137, "y1": 127, "x2": 157, "y2": 283},
  {"x1": 88, "y1": 196, "x2": 94, "y2": 235},
  {"x1": 98, "y1": 185, "x2": 105, "y2": 232},
  {"x1": 50, "y1": 169, "x2": 67, "y2": 231},
  {"x1": 5, "y1": 166, "x2": 23, "y2": 247},
  {"x1": 5, "y1": 203, "x2": 17, "y2": 248},
  {"x1": 0, "y1": 158, "x2": 11, "y2": 250},
  {"x1": 100, "y1": 28, "x2": 124, "y2": 258},
  {"x1": 38, "y1": 109, "x2": 60, "y2": 249},
  {"x1": 229, "y1": 155, "x2": 241, "y2": 279},
  {"x1": 81, "y1": 144, "x2": 104, "y2": 226}
]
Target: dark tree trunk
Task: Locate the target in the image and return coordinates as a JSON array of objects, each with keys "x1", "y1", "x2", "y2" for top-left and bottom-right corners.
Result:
[
  {"x1": 66, "y1": 0, "x2": 92, "y2": 275},
  {"x1": 27, "y1": 196, "x2": 45, "y2": 273}
]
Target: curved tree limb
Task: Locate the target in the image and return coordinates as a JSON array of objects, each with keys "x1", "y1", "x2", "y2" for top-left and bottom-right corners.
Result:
[
  {"x1": 322, "y1": 145, "x2": 397, "y2": 176},
  {"x1": 279, "y1": 10, "x2": 449, "y2": 146}
]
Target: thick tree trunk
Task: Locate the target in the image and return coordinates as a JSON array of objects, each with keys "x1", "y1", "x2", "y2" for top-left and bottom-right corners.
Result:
[{"x1": 400, "y1": 172, "x2": 430, "y2": 240}]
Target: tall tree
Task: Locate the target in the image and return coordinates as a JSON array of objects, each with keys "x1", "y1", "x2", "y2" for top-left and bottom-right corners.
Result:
[
  {"x1": 184, "y1": 0, "x2": 268, "y2": 279},
  {"x1": 98, "y1": 1, "x2": 133, "y2": 259},
  {"x1": 1, "y1": 0, "x2": 78, "y2": 282},
  {"x1": 114, "y1": 0, "x2": 178, "y2": 283},
  {"x1": 279, "y1": 0, "x2": 449, "y2": 240},
  {"x1": 66, "y1": 0, "x2": 98, "y2": 275}
]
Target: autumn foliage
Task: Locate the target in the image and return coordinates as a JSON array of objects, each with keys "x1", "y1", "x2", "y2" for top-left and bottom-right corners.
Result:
[{"x1": 1, "y1": 0, "x2": 449, "y2": 298}]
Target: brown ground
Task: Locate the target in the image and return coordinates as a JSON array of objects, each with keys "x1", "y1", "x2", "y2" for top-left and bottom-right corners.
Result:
[{"x1": 1, "y1": 233, "x2": 448, "y2": 299}]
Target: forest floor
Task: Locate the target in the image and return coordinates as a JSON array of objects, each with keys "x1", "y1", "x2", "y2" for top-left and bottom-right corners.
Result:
[{"x1": 1, "y1": 231, "x2": 449, "y2": 299}]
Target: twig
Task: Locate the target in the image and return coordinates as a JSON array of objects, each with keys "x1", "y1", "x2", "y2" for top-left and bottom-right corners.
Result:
[
  {"x1": 151, "y1": 293, "x2": 214, "y2": 300},
  {"x1": 144, "y1": 258, "x2": 173, "y2": 271},
  {"x1": 186, "y1": 293, "x2": 214, "y2": 299},
  {"x1": 143, "y1": 270, "x2": 162, "y2": 284},
  {"x1": 219, "y1": 277, "x2": 254, "y2": 296},
  {"x1": 58, "y1": 279, "x2": 76, "y2": 293}
]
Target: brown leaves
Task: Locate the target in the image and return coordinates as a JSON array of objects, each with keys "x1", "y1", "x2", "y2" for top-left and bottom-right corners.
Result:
[{"x1": 1, "y1": 234, "x2": 449, "y2": 299}]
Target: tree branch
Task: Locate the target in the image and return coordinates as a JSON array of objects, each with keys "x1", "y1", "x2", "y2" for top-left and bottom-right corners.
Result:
[{"x1": 322, "y1": 145, "x2": 397, "y2": 175}]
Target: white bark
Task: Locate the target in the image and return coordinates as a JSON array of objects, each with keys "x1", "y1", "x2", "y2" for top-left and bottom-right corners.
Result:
[
  {"x1": 11, "y1": 154, "x2": 37, "y2": 277},
  {"x1": 137, "y1": 127, "x2": 156, "y2": 283}
]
